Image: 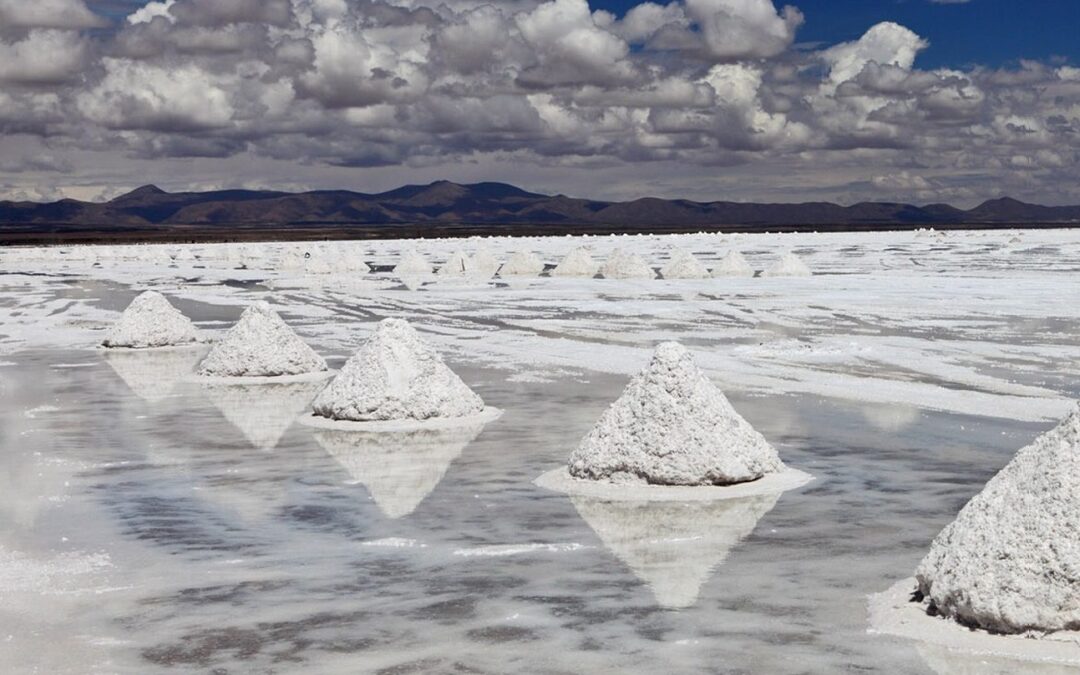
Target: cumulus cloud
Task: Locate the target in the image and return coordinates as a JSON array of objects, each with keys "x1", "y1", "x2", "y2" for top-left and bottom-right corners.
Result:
[{"x1": 0, "y1": 0, "x2": 106, "y2": 29}]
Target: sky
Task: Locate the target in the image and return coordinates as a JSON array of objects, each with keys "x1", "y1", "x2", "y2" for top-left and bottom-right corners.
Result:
[{"x1": 1, "y1": 0, "x2": 1078, "y2": 206}]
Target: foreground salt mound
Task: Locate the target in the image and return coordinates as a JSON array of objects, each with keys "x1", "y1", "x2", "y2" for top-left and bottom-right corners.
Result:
[
  {"x1": 102, "y1": 291, "x2": 201, "y2": 349},
  {"x1": 311, "y1": 318, "x2": 485, "y2": 423},
  {"x1": 552, "y1": 246, "x2": 598, "y2": 277},
  {"x1": 571, "y1": 492, "x2": 779, "y2": 608},
  {"x1": 600, "y1": 249, "x2": 656, "y2": 280},
  {"x1": 437, "y1": 250, "x2": 470, "y2": 277},
  {"x1": 763, "y1": 252, "x2": 811, "y2": 277},
  {"x1": 660, "y1": 249, "x2": 710, "y2": 279},
  {"x1": 197, "y1": 302, "x2": 327, "y2": 378},
  {"x1": 499, "y1": 250, "x2": 545, "y2": 277},
  {"x1": 570, "y1": 342, "x2": 783, "y2": 485},
  {"x1": 394, "y1": 250, "x2": 433, "y2": 276},
  {"x1": 314, "y1": 422, "x2": 486, "y2": 518},
  {"x1": 914, "y1": 408, "x2": 1080, "y2": 634},
  {"x1": 711, "y1": 251, "x2": 754, "y2": 277}
]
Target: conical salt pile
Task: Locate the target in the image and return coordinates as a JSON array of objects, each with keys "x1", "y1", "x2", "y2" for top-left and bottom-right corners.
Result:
[
  {"x1": 471, "y1": 248, "x2": 500, "y2": 278},
  {"x1": 600, "y1": 249, "x2": 656, "y2": 280},
  {"x1": 571, "y1": 492, "x2": 779, "y2": 608},
  {"x1": 570, "y1": 342, "x2": 783, "y2": 485},
  {"x1": 311, "y1": 318, "x2": 485, "y2": 422},
  {"x1": 314, "y1": 423, "x2": 485, "y2": 518},
  {"x1": 437, "y1": 250, "x2": 470, "y2": 276},
  {"x1": 196, "y1": 301, "x2": 327, "y2": 378},
  {"x1": 914, "y1": 408, "x2": 1080, "y2": 634},
  {"x1": 763, "y1": 252, "x2": 811, "y2": 277},
  {"x1": 552, "y1": 246, "x2": 598, "y2": 277},
  {"x1": 102, "y1": 290, "x2": 201, "y2": 349},
  {"x1": 711, "y1": 251, "x2": 754, "y2": 277},
  {"x1": 499, "y1": 250, "x2": 546, "y2": 277},
  {"x1": 394, "y1": 250, "x2": 433, "y2": 276},
  {"x1": 661, "y1": 248, "x2": 710, "y2": 279}
]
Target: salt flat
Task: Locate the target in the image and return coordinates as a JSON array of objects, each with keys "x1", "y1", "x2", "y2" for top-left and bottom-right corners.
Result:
[{"x1": 1, "y1": 228, "x2": 1079, "y2": 672}]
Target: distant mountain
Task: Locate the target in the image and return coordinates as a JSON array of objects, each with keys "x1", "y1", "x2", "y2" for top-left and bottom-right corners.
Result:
[{"x1": 3, "y1": 181, "x2": 1079, "y2": 236}]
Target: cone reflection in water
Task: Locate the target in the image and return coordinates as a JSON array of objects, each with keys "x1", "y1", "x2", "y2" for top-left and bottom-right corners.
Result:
[
  {"x1": 313, "y1": 421, "x2": 486, "y2": 519},
  {"x1": 569, "y1": 491, "x2": 780, "y2": 609},
  {"x1": 105, "y1": 346, "x2": 204, "y2": 403},
  {"x1": 201, "y1": 380, "x2": 326, "y2": 451}
]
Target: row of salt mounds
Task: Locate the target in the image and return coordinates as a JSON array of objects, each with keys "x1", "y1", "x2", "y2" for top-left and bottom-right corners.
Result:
[
  {"x1": 308, "y1": 318, "x2": 497, "y2": 428},
  {"x1": 711, "y1": 250, "x2": 755, "y2": 277},
  {"x1": 762, "y1": 251, "x2": 812, "y2": 277},
  {"x1": 499, "y1": 250, "x2": 546, "y2": 276},
  {"x1": 196, "y1": 302, "x2": 328, "y2": 379},
  {"x1": 552, "y1": 246, "x2": 598, "y2": 277},
  {"x1": 435, "y1": 247, "x2": 501, "y2": 278},
  {"x1": 660, "y1": 248, "x2": 710, "y2": 279},
  {"x1": 101, "y1": 291, "x2": 201, "y2": 349},
  {"x1": 914, "y1": 407, "x2": 1080, "y2": 634},
  {"x1": 600, "y1": 249, "x2": 656, "y2": 280}
]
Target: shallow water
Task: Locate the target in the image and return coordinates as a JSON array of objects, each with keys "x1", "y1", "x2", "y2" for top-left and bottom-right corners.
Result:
[{"x1": 2, "y1": 231, "x2": 1080, "y2": 673}]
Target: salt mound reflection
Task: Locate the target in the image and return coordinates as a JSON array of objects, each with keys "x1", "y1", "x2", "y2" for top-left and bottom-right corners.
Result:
[
  {"x1": 201, "y1": 380, "x2": 326, "y2": 451},
  {"x1": 104, "y1": 347, "x2": 204, "y2": 403},
  {"x1": 569, "y1": 492, "x2": 780, "y2": 609},
  {"x1": 313, "y1": 421, "x2": 486, "y2": 519}
]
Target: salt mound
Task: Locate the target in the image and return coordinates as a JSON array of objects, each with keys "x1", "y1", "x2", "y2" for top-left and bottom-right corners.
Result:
[
  {"x1": 571, "y1": 492, "x2": 779, "y2": 608},
  {"x1": 437, "y1": 250, "x2": 470, "y2": 277},
  {"x1": 196, "y1": 302, "x2": 327, "y2": 378},
  {"x1": 311, "y1": 318, "x2": 485, "y2": 422},
  {"x1": 914, "y1": 408, "x2": 1080, "y2": 634},
  {"x1": 600, "y1": 249, "x2": 656, "y2": 280},
  {"x1": 471, "y1": 248, "x2": 500, "y2": 277},
  {"x1": 711, "y1": 251, "x2": 754, "y2": 277},
  {"x1": 552, "y1": 246, "x2": 598, "y2": 277},
  {"x1": 202, "y1": 380, "x2": 325, "y2": 451},
  {"x1": 394, "y1": 250, "x2": 433, "y2": 276},
  {"x1": 660, "y1": 249, "x2": 710, "y2": 279},
  {"x1": 763, "y1": 252, "x2": 811, "y2": 277},
  {"x1": 102, "y1": 291, "x2": 201, "y2": 349},
  {"x1": 314, "y1": 422, "x2": 485, "y2": 518},
  {"x1": 499, "y1": 250, "x2": 545, "y2": 277},
  {"x1": 569, "y1": 342, "x2": 783, "y2": 486}
]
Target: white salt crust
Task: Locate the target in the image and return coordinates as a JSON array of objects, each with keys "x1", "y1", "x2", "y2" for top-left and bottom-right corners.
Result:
[
  {"x1": 196, "y1": 301, "x2": 328, "y2": 378},
  {"x1": 499, "y1": 251, "x2": 546, "y2": 277},
  {"x1": 536, "y1": 465, "x2": 813, "y2": 501},
  {"x1": 569, "y1": 342, "x2": 784, "y2": 486},
  {"x1": 660, "y1": 249, "x2": 710, "y2": 279},
  {"x1": 305, "y1": 405, "x2": 499, "y2": 431},
  {"x1": 600, "y1": 249, "x2": 656, "y2": 279},
  {"x1": 101, "y1": 290, "x2": 201, "y2": 349},
  {"x1": 869, "y1": 578, "x2": 1080, "y2": 669},
  {"x1": 309, "y1": 317, "x2": 488, "y2": 423},
  {"x1": 711, "y1": 250, "x2": 755, "y2": 277},
  {"x1": 763, "y1": 252, "x2": 812, "y2": 277},
  {"x1": 914, "y1": 407, "x2": 1080, "y2": 634},
  {"x1": 394, "y1": 250, "x2": 433, "y2": 276},
  {"x1": 191, "y1": 370, "x2": 335, "y2": 385},
  {"x1": 551, "y1": 246, "x2": 598, "y2": 277}
]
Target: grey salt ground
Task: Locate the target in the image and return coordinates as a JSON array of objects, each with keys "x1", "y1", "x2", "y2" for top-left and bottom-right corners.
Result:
[
  {"x1": 196, "y1": 301, "x2": 328, "y2": 378},
  {"x1": 101, "y1": 290, "x2": 201, "y2": 349}
]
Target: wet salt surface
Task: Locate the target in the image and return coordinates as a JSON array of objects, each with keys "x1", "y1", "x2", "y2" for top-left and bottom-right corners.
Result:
[{"x1": 1, "y1": 230, "x2": 1080, "y2": 672}]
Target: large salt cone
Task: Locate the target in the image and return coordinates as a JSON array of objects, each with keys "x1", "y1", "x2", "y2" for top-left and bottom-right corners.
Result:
[
  {"x1": 915, "y1": 408, "x2": 1080, "y2": 634},
  {"x1": 102, "y1": 290, "x2": 201, "y2": 349},
  {"x1": 394, "y1": 250, "x2": 433, "y2": 276},
  {"x1": 660, "y1": 249, "x2": 710, "y2": 279},
  {"x1": 762, "y1": 252, "x2": 811, "y2": 277},
  {"x1": 470, "y1": 248, "x2": 500, "y2": 278},
  {"x1": 196, "y1": 301, "x2": 327, "y2": 378},
  {"x1": 570, "y1": 342, "x2": 783, "y2": 486},
  {"x1": 202, "y1": 380, "x2": 326, "y2": 451},
  {"x1": 437, "y1": 250, "x2": 470, "y2": 277},
  {"x1": 105, "y1": 346, "x2": 204, "y2": 402},
  {"x1": 499, "y1": 250, "x2": 545, "y2": 277},
  {"x1": 600, "y1": 249, "x2": 655, "y2": 280},
  {"x1": 311, "y1": 318, "x2": 484, "y2": 422},
  {"x1": 552, "y1": 247, "x2": 598, "y2": 277},
  {"x1": 571, "y1": 492, "x2": 779, "y2": 608},
  {"x1": 711, "y1": 251, "x2": 754, "y2": 278},
  {"x1": 314, "y1": 421, "x2": 486, "y2": 518}
]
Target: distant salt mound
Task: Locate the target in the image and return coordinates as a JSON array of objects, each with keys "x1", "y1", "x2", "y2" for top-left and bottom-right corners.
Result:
[
  {"x1": 499, "y1": 250, "x2": 546, "y2": 277},
  {"x1": 763, "y1": 252, "x2": 811, "y2": 277},
  {"x1": 915, "y1": 408, "x2": 1080, "y2": 634},
  {"x1": 172, "y1": 247, "x2": 197, "y2": 263},
  {"x1": 471, "y1": 248, "x2": 500, "y2": 278},
  {"x1": 394, "y1": 250, "x2": 433, "y2": 276},
  {"x1": 661, "y1": 249, "x2": 710, "y2": 279},
  {"x1": 311, "y1": 318, "x2": 485, "y2": 423},
  {"x1": 552, "y1": 246, "x2": 598, "y2": 277},
  {"x1": 570, "y1": 342, "x2": 783, "y2": 486},
  {"x1": 600, "y1": 249, "x2": 655, "y2": 280},
  {"x1": 196, "y1": 301, "x2": 327, "y2": 378},
  {"x1": 711, "y1": 251, "x2": 754, "y2": 277},
  {"x1": 102, "y1": 291, "x2": 201, "y2": 349},
  {"x1": 437, "y1": 250, "x2": 470, "y2": 277}
]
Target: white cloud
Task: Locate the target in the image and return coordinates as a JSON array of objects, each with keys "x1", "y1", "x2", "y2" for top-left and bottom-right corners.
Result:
[
  {"x1": 0, "y1": 0, "x2": 105, "y2": 29},
  {"x1": 683, "y1": 0, "x2": 803, "y2": 61},
  {"x1": 0, "y1": 30, "x2": 90, "y2": 84}
]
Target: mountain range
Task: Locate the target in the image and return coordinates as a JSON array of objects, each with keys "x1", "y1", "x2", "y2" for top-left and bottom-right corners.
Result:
[{"x1": 3, "y1": 181, "x2": 1079, "y2": 239}]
